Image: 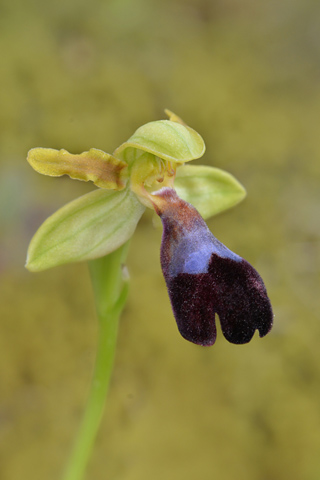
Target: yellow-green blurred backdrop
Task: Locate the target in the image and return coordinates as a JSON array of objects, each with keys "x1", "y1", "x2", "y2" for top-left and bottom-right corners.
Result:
[{"x1": 1, "y1": 0, "x2": 320, "y2": 479}]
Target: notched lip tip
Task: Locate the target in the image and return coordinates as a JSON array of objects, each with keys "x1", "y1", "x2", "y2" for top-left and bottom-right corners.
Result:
[{"x1": 258, "y1": 326, "x2": 273, "y2": 339}]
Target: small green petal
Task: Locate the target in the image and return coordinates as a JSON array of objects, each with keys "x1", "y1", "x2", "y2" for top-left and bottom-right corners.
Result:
[
  {"x1": 114, "y1": 120, "x2": 205, "y2": 165},
  {"x1": 26, "y1": 188, "x2": 145, "y2": 272},
  {"x1": 164, "y1": 109, "x2": 187, "y2": 125},
  {"x1": 27, "y1": 148, "x2": 128, "y2": 190},
  {"x1": 174, "y1": 165, "x2": 246, "y2": 219}
]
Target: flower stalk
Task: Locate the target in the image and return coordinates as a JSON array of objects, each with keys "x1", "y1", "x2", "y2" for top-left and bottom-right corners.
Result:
[{"x1": 62, "y1": 242, "x2": 130, "y2": 480}]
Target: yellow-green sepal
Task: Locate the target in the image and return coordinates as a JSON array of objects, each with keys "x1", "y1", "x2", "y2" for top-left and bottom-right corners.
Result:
[
  {"x1": 174, "y1": 165, "x2": 246, "y2": 219},
  {"x1": 114, "y1": 120, "x2": 205, "y2": 165},
  {"x1": 26, "y1": 188, "x2": 145, "y2": 272},
  {"x1": 27, "y1": 147, "x2": 128, "y2": 190}
]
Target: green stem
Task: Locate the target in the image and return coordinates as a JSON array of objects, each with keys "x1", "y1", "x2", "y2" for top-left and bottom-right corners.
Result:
[{"x1": 62, "y1": 242, "x2": 130, "y2": 480}]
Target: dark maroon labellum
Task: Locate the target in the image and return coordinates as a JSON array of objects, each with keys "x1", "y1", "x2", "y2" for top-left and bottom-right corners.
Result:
[{"x1": 153, "y1": 188, "x2": 273, "y2": 346}]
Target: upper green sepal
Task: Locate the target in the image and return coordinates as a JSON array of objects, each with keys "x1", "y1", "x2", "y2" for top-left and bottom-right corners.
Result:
[
  {"x1": 26, "y1": 188, "x2": 145, "y2": 272},
  {"x1": 114, "y1": 120, "x2": 205, "y2": 165},
  {"x1": 174, "y1": 165, "x2": 246, "y2": 219}
]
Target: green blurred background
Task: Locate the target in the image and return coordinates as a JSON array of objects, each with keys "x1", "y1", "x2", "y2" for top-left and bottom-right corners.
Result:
[{"x1": 1, "y1": 0, "x2": 320, "y2": 479}]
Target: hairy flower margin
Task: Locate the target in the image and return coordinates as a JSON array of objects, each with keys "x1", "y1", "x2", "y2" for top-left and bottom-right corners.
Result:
[{"x1": 26, "y1": 110, "x2": 273, "y2": 346}]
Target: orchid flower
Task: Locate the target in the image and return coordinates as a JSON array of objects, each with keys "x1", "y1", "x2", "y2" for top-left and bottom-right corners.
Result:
[{"x1": 26, "y1": 110, "x2": 273, "y2": 346}]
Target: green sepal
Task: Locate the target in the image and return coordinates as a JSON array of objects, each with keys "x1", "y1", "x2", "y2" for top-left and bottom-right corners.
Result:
[
  {"x1": 26, "y1": 188, "x2": 145, "y2": 272},
  {"x1": 114, "y1": 120, "x2": 205, "y2": 165},
  {"x1": 174, "y1": 165, "x2": 246, "y2": 219}
]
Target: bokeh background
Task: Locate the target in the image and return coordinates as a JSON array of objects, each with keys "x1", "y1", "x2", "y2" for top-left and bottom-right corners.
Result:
[{"x1": 1, "y1": 0, "x2": 320, "y2": 479}]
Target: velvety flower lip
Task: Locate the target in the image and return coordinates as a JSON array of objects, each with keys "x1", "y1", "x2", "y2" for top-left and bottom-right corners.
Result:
[{"x1": 152, "y1": 187, "x2": 273, "y2": 346}]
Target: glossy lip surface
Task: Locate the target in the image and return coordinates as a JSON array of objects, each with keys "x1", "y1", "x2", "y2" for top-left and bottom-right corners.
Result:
[{"x1": 154, "y1": 187, "x2": 273, "y2": 346}]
